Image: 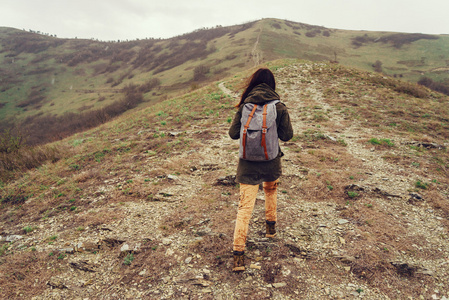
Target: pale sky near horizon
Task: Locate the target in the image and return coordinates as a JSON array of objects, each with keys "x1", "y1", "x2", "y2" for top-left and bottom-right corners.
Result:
[{"x1": 1, "y1": 0, "x2": 448, "y2": 41}]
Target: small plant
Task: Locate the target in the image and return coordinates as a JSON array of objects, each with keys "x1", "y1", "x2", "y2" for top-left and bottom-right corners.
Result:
[
  {"x1": 327, "y1": 185, "x2": 334, "y2": 191},
  {"x1": 347, "y1": 191, "x2": 359, "y2": 198},
  {"x1": 349, "y1": 176, "x2": 354, "y2": 180},
  {"x1": 415, "y1": 180, "x2": 428, "y2": 190},
  {"x1": 31, "y1": 247, "x2": 36, "y2": 251},
  {"x1": 369, "y1": 138, "x2": 394, "y2": 147},
  {"x1": 69, "y1": 164, "x2": 81, "y2": 171},
  {"x1": 227, "y1": 117, "x2": 232, "y2": 123},
  {"x1": 123, "y1": 253, "x2": 134, "y2": 265},
  {"x1": 57, "y1": 254, "x2": 66, "y2": 260},
  {"x1": 356, "y1": 288, "x2": 364, "y2": 294},
  {"x1": 70, "y1": 206, "x2": 77, "y2": 211},
  {"x1": 77, "y1": 226, "x2": 85, "y2": 231},
  {"x1": 49, "y1": 252, "x2": 54, "y2": 256},
  {"x1": 365, "y1": 203, "x2": 373, "y2": 208},
  {"x1": 23, "y1": 226, "x2": 34, "y2": 233},
  {"x1": 49, "y1": 235, "x2": 58, "y2": 241},
  {"x1": 0, "y1": 243, "x2": 10, "y2": 256}
]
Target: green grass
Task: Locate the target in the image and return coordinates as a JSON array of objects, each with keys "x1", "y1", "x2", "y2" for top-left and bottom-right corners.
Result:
[{"x1": 369, "y1": 138, "x2": 395, "y2": 147}]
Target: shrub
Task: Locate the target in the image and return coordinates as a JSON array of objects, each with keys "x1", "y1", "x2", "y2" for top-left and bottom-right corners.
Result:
[
  {"x1": 271, "y1": 23, "x2": 282, "y2": 29},
  {"x1": 415, "y1": 180, "x2": 428, "y2": 190},
  {"x1": 377, "y1": 33, "x2": 438, "y2": 48},
  {"x1": 418, "y1": 77, "x2": 449, "y2": 96},
  {"x1": 193, "y1": 65, "x2": 210, "y2": 81},
  {"x1": 23, "y1": 226, "x2": 34, "y2": 233},
  {"x1": 347, "y1": 191, "x2": 359, "y2": 198},
  {"x1": 394, "y1": 81, "x2": 428, "y2": 98},
  {"x1": 372, "y1": 60, "x2": 383, "y2": 73},
  {"x1": 0, "y1": 128, "x2": 25, "y2": 153},
  {"x1": 18, "y1": 87, "x2": 144, "y2": 146},
  {"x1": 0, "y1": 142, "x2": 64, "y2": 182}
]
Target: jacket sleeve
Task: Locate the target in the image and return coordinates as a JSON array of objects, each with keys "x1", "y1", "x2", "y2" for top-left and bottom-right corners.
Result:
[
  {"x1": 277, "y1": 104, "x2": 294, "y2": 142},
  {"x1": 228, "y1": 108, "x2": 242, "y2": 140}
]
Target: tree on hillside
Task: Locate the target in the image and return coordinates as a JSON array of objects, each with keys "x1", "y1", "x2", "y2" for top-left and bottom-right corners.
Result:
[{"x1": 372, "y1": 60, "x2": 383, "y2": 73}]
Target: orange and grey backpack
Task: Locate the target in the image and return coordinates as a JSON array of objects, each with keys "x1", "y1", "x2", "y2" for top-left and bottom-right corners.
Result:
[{"x1": 239, "y1": 100, "x2": 279, "y2": 161}]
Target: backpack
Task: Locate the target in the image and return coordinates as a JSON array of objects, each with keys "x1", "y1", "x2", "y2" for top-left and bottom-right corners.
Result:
[{"x1": 239, "y1": 100, "x2": 280, "y2": 161}]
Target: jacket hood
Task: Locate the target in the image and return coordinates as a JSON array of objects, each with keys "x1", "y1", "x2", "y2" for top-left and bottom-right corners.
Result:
[{"x1": 243, "y1": 83, "x2": 279, "y2": 105}]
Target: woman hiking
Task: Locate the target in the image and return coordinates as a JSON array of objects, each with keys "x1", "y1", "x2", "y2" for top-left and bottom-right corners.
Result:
[{"x1": 228, "y1": 68, "x2": 293, "y2": 272}]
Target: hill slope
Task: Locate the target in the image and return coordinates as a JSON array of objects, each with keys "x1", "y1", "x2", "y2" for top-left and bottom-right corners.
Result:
[
  {"x1": 1, "y1": 59, "x2": 448, "y2": 299},
  {"x1": 1, "y1": 19, "x2": 449, "y2": 145}
]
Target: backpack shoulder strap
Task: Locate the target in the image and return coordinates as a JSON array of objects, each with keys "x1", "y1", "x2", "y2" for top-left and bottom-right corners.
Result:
[
  {"x1": 241, "y1": 104, "x2": 258, "y2": 159},
  {"x1": 261, "y1": 104, "x2": 269, "y2": 160}
]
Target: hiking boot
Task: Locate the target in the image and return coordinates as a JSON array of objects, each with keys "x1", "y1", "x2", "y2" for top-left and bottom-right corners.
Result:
[
  {"x1": 232, "y1": 251, "x2": 245, "y2": 272},
  {"x1": 266, "y1": 220, "x2": 277, "y2": 238}
]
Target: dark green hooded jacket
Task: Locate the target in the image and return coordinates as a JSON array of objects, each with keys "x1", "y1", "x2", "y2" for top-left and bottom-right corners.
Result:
[{"x1": 229, "y1": 83, "x2": 294, "y2": 185}]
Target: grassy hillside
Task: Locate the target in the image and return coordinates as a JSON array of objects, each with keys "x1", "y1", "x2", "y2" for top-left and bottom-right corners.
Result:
[
  {"x1": 257, "y1": 19, "x2": 449, "y2": 83},
  {"x1": 0, "y1": 59, "x2": 448, "y2": 298},
  {"x1": 1, "y1": 19, "x2": 449, "y2": 145},
  {"x1": 0, "y1": 23, "x2": 259, "y2": 142}
]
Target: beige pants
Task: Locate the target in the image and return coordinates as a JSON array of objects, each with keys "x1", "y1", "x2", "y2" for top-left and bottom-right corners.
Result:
[{"x1": 233, "y1": 180, "x2": 278, "y2": 252}]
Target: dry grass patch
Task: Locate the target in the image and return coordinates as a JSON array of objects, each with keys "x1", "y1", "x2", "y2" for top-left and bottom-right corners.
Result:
[
  {"x1": 0, "y1": 250, "x2": 66, "y2": 299},
  {"x1": 69, "y1": 207, "x2": 124, "y2": 230}
]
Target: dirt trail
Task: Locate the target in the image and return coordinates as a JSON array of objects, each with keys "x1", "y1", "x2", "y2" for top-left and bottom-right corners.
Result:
[
  {"x1": 279, "y1": 64, "x2": 413, "y2": 198},
  {"x1": 251, "y1": 26, "x2": 263, "y2": 67}
]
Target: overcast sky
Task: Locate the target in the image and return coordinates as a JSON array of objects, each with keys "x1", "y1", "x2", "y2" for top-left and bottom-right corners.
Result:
[{"x1": 1, "y1": 0, "x2": 448, "y2": 41}]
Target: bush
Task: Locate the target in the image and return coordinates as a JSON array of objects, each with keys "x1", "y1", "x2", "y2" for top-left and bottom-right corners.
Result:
[
  {"x1": 372, "y1": 60, "x2": 383, "y2": 73},
  {"x1": 16, "y1": 85, "x2": 145, "y2": 146},
  {"x1": 418, "y1": 77, "x2": 449, "y2": 96},
  {"x1": 394, "y1": 81, "x2": 428, "y2": 99},
  {"x1": 0, "y1": 144, "x2": 64, "y2": 182},
  {"x1": 193, "y1": 65, "x2": 210, "y2": 81},
  {"x1": 0, "y1": 129, "x2": 24, "y2": 153}
]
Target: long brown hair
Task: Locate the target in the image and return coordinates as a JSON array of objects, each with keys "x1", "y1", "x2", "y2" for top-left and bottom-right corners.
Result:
[{"x1": 235, "y1": 68, "x2": 276, "y2": 107}]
